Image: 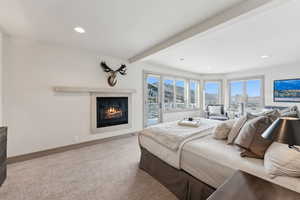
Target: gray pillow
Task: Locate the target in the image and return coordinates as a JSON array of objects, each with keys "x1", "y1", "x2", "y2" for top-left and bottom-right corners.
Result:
[
  {"x1": 255, "y1": 110, "x2": 280, "y2": 122},
  {"x1": 227, "y1": 113, "x2": 256, "y2": 144},
  {"x1": 235, "y1": 116, "x2": 272, "y2": 159}
]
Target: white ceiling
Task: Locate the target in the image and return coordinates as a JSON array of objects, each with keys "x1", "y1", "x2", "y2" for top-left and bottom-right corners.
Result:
[
  {"x1": 0, "y1": 0, "x2": 244, "y2": 59},
  {"x1": 145, "y1": 0, "x2": 300, "y2": 74}
]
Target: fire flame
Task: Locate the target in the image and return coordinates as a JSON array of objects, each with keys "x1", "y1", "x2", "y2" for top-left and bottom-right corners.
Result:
[{"x1": 107, "y1": 107, "x2": 118, "y2": 114}]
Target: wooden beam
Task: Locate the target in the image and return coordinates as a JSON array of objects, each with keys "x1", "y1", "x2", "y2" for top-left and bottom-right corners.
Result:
[{"x1": 128, "y1": 0, "x2": 286, "y2": 63}]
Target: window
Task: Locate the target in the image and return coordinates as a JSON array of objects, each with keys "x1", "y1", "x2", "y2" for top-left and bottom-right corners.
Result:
[
  {"x1": 229, "y1": 77, "x2": 263, "y2": 112},
  {"x1": 146, "y1": 75, "x2": 161, "y2": 126},
  {"x1": 204, "y1": 81, "x2": 221, "y2": 106},
  {"x1": 246, "y1": 79, "x2": 262, "y2": 111},
  {"x1": 189, "y1": 80, "x2": 198, "y2": 108},
  {"x1": 175, "y1": 80, "x2": 186, "y2": 109},
  {"x1": 230, "y1": 81, "x2": 243, "y2": 111},
  {"x1": 164, "y1": 79, "x2": 174, "y2": 110},
  {"x1": 162, "y1": 77, "x2": 200, "y2": 111}
]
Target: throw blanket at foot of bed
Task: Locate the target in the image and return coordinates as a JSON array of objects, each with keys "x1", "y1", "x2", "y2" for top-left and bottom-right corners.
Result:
[{"x1": 140, "y1": 119, "x2": 219, "y2": 151}]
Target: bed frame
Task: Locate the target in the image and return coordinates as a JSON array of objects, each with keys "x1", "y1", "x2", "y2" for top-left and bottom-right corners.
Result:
[{"x1": 139, "y1": 146, "x2": 215, "y2": 200}]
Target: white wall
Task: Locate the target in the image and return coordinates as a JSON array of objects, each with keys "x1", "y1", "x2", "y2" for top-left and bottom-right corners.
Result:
[
  {"x1": 2, "y1": 37, "x2": 202, "y2": 157},
  {"x1": 224, "y1": 63, "x2": 300, "y2": 109}
]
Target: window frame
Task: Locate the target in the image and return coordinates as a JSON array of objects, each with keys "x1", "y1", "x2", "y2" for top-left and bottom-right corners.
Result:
[
  {"x1": 189, "y1": 80, "x2": 199, "y2": 109},
  {"x1": 203, "y1": 80, "x2": 223, "y2": 108},
  {"x1": 228, "y1": 75, "x2": 265, "y2": 111},
  {"x1": 163, "y1": 77, "x2": 176, "y2": 111},
  {"x1": 143, "y1": 70, "x2": 201, "y2": 114}
]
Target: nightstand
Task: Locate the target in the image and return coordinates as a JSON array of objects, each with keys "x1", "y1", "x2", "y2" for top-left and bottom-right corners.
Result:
[{"x1": 208, "y1": 170, "x2": 300, "y2": 200}]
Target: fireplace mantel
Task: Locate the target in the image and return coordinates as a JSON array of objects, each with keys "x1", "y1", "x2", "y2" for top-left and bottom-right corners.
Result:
[
  {"x1": 53, "y1": 86, "x2": 136, "y2": 94},
  {"x1": 53, "y1": 86, "x2": 134, "y2": 134}
]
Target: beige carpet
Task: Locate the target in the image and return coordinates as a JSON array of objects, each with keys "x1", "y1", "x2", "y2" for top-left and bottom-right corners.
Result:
[{"x1": 0, "y1": 136, "x2": 177, "y2": 200}]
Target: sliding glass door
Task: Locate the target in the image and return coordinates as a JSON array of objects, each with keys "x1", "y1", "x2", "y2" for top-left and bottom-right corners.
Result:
[
  {"x1": 144, "y1": 74, "x2": 162, "y2": 127},
  {"x1": 143, "y1": 72, "x2": 201, "y2": 127}
]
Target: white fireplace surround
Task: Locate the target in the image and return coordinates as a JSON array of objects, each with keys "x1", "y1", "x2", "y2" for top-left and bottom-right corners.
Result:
[{"x1": 53, "y1": 87, "x2": 135, "y2": 134}]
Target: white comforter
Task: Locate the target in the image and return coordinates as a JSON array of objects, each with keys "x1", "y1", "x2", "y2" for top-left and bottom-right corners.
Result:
[
  {"x1": 139, "y1": 118, "x2": 220, "y2": 169},
  {"x1": 140, "y1": 119, "x2": 219, "y2": 151}
]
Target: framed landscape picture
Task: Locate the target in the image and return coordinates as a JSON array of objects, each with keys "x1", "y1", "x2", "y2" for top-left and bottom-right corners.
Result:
[{"x1": 274, "y1": 78, "x2": 300, "y2": 102}]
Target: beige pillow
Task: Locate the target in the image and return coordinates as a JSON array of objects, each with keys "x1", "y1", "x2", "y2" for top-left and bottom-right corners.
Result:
[
  {"x1": 235, "y1": 116, "x2": 272, "y2": 159},
  {"x1": 263, "y1": 110, "x2": 280, "y2": 122},
  {"x1": 227, "y1": 113, "x2": 256, "y2": 144},
  {"x1": 255, "y1": 110, "x2": 280, "y2": 122},
  {"x1": 213, "y1": 120, "x2": 236, "y2": 140},
  {"x1": 264, "y1": 142, "x2": 300, "y2": 178}
]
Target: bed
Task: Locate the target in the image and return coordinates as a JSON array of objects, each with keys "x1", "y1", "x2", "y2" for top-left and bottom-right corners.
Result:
[{"x1": 138, "y1": 119, "x2": 300, "y2": 200}]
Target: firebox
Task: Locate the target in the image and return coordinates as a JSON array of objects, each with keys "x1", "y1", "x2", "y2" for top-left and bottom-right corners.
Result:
[{"x1": 96, "y1": 97, "x2": 128, "y2": 128}]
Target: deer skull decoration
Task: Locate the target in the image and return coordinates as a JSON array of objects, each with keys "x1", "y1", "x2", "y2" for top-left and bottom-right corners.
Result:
[{"x1": 100, "y1": 62, "x2": 127, "y2": 87}]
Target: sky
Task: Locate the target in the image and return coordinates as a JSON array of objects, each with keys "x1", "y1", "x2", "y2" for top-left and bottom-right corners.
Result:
[
  {"x1": 230, "y1": 80, "x2": 261, "y2": 97},
  {"x1": 205, "y1": 82, "x2": 219, "y2": 94}
]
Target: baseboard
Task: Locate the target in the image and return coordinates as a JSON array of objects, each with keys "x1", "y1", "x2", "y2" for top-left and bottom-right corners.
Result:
[{"x1": 7, "y1": 132, "x2": 138, "y2": 164}]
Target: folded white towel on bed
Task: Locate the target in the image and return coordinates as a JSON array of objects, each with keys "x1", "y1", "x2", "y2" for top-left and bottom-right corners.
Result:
[{"x1": 178, "y1": 120, "x2": 201, "y2": 127}]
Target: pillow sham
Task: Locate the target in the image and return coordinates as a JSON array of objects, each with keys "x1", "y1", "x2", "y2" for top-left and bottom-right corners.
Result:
[
  {"x1": 264, "y1": 142, "x2": 300, "y2": 178},
  {"x1": 227, "y1": 113, "x2": 256, "y2": 144},
  {"x1": 213, "y1": 120, "x2": 236, "y2": 140},
  {"x1": 234, "y1": 116, "x2": 272, "y2": 159}
]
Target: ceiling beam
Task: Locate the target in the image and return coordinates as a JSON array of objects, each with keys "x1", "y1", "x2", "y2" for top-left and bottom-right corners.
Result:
[{"x1": 128, "y1": 0, "x2": 286, "y2": 63}]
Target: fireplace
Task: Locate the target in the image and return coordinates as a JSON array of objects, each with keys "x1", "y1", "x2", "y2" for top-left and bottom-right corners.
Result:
[{"x1": 96, "y1": 97, "x2": 128, "y2": 128}]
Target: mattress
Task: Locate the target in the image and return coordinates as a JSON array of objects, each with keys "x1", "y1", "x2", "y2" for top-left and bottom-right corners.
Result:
[{"x1": 181, "y1": 135, "x2": 300, "y2": 193}]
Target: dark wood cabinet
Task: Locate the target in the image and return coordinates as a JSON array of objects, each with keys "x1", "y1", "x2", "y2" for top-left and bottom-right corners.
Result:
[{"x1": 0, "y1": 127, "x2": 7, "y2": 187}]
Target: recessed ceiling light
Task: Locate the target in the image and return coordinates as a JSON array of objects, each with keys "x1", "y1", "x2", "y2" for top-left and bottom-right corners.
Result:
[
  {"x1": 74, "y1": 27, "x2": 85, "y2": 34},
  {"x1": 261, "y1": 55, "x2": 270, "y2": 59}
]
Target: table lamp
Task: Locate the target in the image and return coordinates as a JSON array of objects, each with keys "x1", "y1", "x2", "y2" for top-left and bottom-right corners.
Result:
[{"x1": 262, "y1": 117, "x2": 300, "y2": 151}]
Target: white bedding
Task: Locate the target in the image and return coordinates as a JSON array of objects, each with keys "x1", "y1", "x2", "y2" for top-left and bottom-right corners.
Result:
[
  {"x1": 139, "y1": 118, "x2": 219, "y2": 169},
  {"x1": 181, "y1": 135, "x2": 300, "y2": 193},
  {"x1": 140, "y1": 119, "x2": 218, "y2": 151},
  {"x1": 139, "y1": 119, "x2": 300, "y2": 193}
]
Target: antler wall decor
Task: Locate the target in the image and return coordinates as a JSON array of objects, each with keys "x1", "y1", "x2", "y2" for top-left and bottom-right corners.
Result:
[{"x1": 100, "y1": 61, "x2": 127, "y2": 87}]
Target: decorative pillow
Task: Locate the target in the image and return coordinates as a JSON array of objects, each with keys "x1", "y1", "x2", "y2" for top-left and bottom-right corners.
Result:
[
  {"x1": 227, "y1": 113, "x2": 256, "y2": 144},
  {"x1": 264, "y1": 142, "x2": 300, "y2": 178},
  {"x1": 234, "y1": 116, "x2": 272, "y2": 159},
  {"x1": 213, "y1": 120, "x2": 236, "y2": 140},
  {"x1": 255, "y1": 110, "x2": 280, "y2": 122},
  {"x1": 208, "y1": 106, "x2": 222, "y2": 116},
  {"x1": 280, "y1": 106, "x2": 299, "y2": 118}
]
